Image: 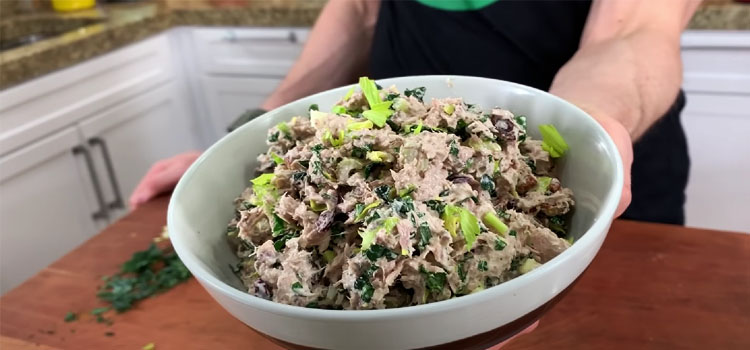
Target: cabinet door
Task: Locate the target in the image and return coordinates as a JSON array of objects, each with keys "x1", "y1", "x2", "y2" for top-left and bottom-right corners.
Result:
[
  {"x1": 192, "y1": 28, "x2": 308, "y2": 77},
  {"x1": 0, "y1": 128, "x2": 103, "y2": 294},
  {"x1": 682, "y1": 93, "x2": 750, "y2": 233},
  {"x1": 200, "y1": 76, "x2": 281, "y2": 141},
  {"x1": 78, "y1": 82, "x2": 203, "y2": 221}
]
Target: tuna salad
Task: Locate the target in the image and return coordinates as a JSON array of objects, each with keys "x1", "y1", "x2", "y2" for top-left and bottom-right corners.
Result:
[{"x1": 225, "y1": 78, "x2": 574, "y2": 310}]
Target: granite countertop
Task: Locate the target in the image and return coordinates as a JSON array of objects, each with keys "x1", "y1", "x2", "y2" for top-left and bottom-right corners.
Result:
[{"x1": 0, "y1": 0, "x2": 747, "y2": 91}]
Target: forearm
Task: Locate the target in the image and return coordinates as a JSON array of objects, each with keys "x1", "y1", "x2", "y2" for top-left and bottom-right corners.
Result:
[
  {"x1": 549, "y1": 32, "x2": 682, "y2": 139},
  {"x1": 261, "y1": 0, "x2": 379, "y2": 110},
  {"x1": 550, "y1": 0, "x2": 700, "y2": 140}
]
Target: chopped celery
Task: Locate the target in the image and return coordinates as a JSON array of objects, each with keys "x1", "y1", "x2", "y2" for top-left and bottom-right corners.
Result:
[
  {"x1": 343, "y1": 87, "x2": 355, "y2": 100},
  {"x1": 309, "y1": 200, "x2": 327, "y2": 212},
  {"x1": 277, "y1": 122, "x2": 291, "y2": 138},
  {"x1": 347, "y1": 120, "x2": 373, "y2": 131},
  {"x1": 336, "y1": 157, "x2": 364, "y2": 181},
  {"x1": 483, "y1": 212, "x2": 509, "y2": 236},
  {"x1": 536, "y1": 176, "x2": 552, "y2": 192},
  {"x1": 382, "y1": 217, "x2": 400, "y2": 233},
  {"x1": 323, "y1": 129, "x2": 346, "y2": 147},
  {"x1": 443, "y1": 104, "x2": 455, "y2": 115},
  {"x1": 412, "y1": 121, "x2": 423, "y2": 135},
  {"x1": 519, "y1": 258, "x2": 541, "y2": 274},
  {"x1": 362, "y1": 106, "x2": 392, "y2": 128},
  {"x1": 458, "y1": 208, "x2": 479, "y2": 250},
  {"x1": 322, "y1": 250, "x2": 336, "y2": 263},
  {"x1": 355, "y1": 200, "x2": 381, "y2": 222},
  {"x1": 366, "y1": 151, "x2": 394, "y2": 163},
  {"x1": 359, "y1": 229, "x2": 377, "y2": 250},
  {"x1": 539, "y1": 124, "x2": 569, "y2": 158},
  {"x1": 331, "y1": 105, "x2": 347, "y2": 114},
  {"x1": 310, "y1": 110, "x2": 327, "y2": 123},
  {"x1": 270, "y1": 152, "x2": 284, "y2": 165}
]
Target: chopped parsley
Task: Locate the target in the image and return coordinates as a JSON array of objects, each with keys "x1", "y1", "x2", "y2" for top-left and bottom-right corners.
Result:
[
  {"x1": 96, "y1": 244, "x2": 191, "y2": 313},
  {"x1": 64, "y1": 312, "x2": 77, "y2": 322}
]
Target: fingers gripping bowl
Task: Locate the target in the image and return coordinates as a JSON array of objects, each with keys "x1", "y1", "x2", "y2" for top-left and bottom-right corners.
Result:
[{"x1": 167, "y1": 76, "x2": 623, "y2": 349}]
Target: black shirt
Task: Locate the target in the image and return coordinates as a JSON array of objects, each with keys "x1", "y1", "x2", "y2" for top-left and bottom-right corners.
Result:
[{"x1": 370, "y1": 0, "x2": 689, "y2": 225}]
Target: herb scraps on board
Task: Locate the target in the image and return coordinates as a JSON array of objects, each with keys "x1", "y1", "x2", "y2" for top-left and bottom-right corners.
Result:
[{"x1": 64, "y1": 240, "x2": 190, "y2": 324}]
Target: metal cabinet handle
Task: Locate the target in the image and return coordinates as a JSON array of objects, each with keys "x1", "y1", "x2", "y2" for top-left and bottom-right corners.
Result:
[
  {"x1": 72, "y1": 145, "x2": 109, "y2": 221},
  {"x1": 89, "y1": 137, "x2": 124, "y2": 210},
  {"x1": 223, "y1": 30, "x2": 298, "y2": 43}
]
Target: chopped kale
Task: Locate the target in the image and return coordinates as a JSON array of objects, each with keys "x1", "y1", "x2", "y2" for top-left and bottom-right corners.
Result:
[
  {"x1": 480, "y1": 174, "x2": 496, "y2": 194},
  {"x1": 425, "y1": 200, "x2": 446, "y2": 216},
  {"x1": 268, "y1": 132, "x2": 279, "y2": 142},
  {"x1": 309, "y1": 104, "x2": 319, "y2": 111},
  {"x1": 403, "y1": 87, "x2": 426, "y2": 102},
  {"x1": 477, "y1": 260, "x2": 488, "y2": 272},
  {"x1": 417, "y1": 222, "x2": 432, "y2": 250},
  {"x1": 374, "y1": 185, "x2": 393, "y2": 203},
  {"x1": 494, "y1": 239, "x2": 507, "y2": 251},
  {"x1": 449, "y1": 140, "x2": 459, "y2": 157},
  {"x1": 365, "y1": 244, "x2": 398, "y2": 261},
  {"x1": 419, "y1": 265, "x2": 447, "y2": 295}
]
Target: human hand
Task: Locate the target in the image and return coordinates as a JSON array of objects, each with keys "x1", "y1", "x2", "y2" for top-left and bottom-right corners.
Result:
[
  {"x1": 486, "y1": 321, "x2": 539, "y2": 350},
  {"x1": 129, "y1": 151, "x2": 202, "y2": 209},
  {"x1": 589, "y1": 114, "x2": 633, "y2": 217}
]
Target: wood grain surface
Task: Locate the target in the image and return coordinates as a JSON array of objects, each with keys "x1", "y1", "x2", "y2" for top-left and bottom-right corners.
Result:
[{"x1": 1, "y1": 196, "x2": 748, "y2": 350}]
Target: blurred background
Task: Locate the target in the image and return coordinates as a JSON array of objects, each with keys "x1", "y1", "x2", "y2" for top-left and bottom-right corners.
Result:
[{"x1": 0, "y1": 0, "x2": 748, "y2": 294}]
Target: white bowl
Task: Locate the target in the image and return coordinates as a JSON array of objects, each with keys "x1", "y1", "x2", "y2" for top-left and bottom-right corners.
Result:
[{"x1": 168, "y1": 75, "x2": 623, "y2": 350}]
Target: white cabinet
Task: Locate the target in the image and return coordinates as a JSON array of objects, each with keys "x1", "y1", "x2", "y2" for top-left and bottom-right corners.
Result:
[
  {"x1": 680, "y1": 31, "x2": 750, "y2": 233},
  {"x1": 185, "y1": 27, "x2": 309, "y2": 141},
  {"x1": 0, "y1": 128, "x2": 104, "y2": 294},
  {"x1": 199, "y1": 76, "x2": 281, "y2": 137},
  {"x1": 78, "y1": 82, "x2": 202, "y2": 220},
  {"x1": 0, "y1": 34, "x2": 203, "y2": 293}
]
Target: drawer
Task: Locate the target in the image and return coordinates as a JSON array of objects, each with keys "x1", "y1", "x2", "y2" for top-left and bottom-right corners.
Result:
[
  {"x1": 680, "y1": 31, "x2": 750, "y2": 94},
  {"x1": 191, "y1": 27, "x2": 309, "y2": 77}
]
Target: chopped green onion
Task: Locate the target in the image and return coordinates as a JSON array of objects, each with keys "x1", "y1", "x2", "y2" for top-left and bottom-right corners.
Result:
[
  {"x1": 366, "y1": 151, "x2": 394, "y2": 162},
  {"x1": 539, "y1": 124, "x2": 569, "y2": 158},
  {"x1": 483, "y1": 212, "x2": 509, "y2": 236}
]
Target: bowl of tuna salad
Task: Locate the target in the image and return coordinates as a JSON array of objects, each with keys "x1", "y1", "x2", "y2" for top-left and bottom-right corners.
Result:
[{"x1": 167, "y1": 75, "x2": 623, "y2": 350}]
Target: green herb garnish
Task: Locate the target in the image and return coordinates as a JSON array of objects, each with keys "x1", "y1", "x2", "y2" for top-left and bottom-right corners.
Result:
[
  {"x1": 419, "y1": 265, "x2": 447, "y2": 295},
  {"x1": 365, "y1": 244, "x2": 398, "y2": 261},
  {"x1": 495, "y1": 239, "x2": 507, "y2": 251},
  {"x1": 477, "y1": 260, "x2": 488, "y2": 272},
  {"x1": 403, "y1": 87, "x2": 426, "y2": 102},
  {"x1": 96, "y1": 244, "x2": 190, "y2": 313}
]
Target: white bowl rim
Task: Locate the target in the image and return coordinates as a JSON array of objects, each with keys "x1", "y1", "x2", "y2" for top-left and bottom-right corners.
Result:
[{"x1": 167, "y1": 75, "x2": 624, "y2": 322}]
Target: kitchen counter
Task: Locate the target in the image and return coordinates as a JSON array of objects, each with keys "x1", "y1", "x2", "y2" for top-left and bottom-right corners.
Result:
[
  {"x1": 1, "y1": 196, "x2": 748, "y2": 349},
  {"x1": 0, "y1": 0, "x2": 748, "y2": 91},
  {"x1": 0, "y1": 0, "x2": 323, "y2": 90}
]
